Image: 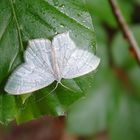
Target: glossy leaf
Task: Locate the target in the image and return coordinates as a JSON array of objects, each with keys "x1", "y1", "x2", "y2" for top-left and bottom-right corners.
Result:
[{"x1": 0, "y1": 0, "x2": 96, "y2": 124}]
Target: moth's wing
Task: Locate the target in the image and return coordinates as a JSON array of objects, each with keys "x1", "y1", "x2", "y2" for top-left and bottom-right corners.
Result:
[
  {"x1": 62, "y1": 49, "x2": 100, "y2": 79},
  {"x1": 52, "y1": 32, "x2": 76, "y2": 74},
  {"x1": 5, "y1": 64, "x2": 55, "y2": 94},
  {"x1": 5, "y1": 39, "x2": 55, "y2": 95},
  {"x1": 25, "y1": 39, "x2": 53, "y2": 73},
  {"x1": 52, "y1": 32, "x2": 100, "y2": 79}
]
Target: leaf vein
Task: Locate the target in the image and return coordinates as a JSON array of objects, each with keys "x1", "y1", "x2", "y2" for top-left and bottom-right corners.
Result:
[{"x1": 9, "y1": 0, "x2": 24, "y2": 52}]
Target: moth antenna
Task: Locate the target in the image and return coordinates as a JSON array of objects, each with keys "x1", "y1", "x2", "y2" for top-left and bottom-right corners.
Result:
[
  {"x1": 20, "y1": 82, "x2": 74, "y2": 112},
  {"x1": 59, "y1": 82, "x2": 75, "y2": 92},
  {"x1": 36, "y1": 82, "x2": 59, "y2": 103},
  {"x1": 20, "y1": 82, "x2": 59, "y2": 111}
]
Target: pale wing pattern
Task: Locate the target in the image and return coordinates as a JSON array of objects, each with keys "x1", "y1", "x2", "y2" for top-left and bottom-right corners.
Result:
[
  {"x1": 5, "y1": 39, "x2": 55, "y2": 94},
  {"x1": 52, "y1": 32, "x2": 100, "y2": 79},
  {"x1": 62, "y1": 49, "x2": 100, "y2": 79},
  {"x1": 52, "y1": 32, "x2": 77, "y2": 76},
  {"x1": 25, "y1": 39, "x2": 53, "y2": 73}
]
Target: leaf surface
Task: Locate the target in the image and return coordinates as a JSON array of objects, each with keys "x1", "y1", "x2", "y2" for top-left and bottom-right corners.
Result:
[{"x1": 0, "y1": 0, "x2": 96, "y2": 124}]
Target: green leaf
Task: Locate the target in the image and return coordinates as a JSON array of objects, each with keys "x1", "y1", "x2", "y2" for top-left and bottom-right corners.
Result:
[
  {"x1": 66, "y1": 69, "x2": 120, "y2": 135},
  {"x1": 66, "y1": 66, "x2": 140, "y2": 138},
  {"x1": 109, "y1": 95, "x2": 140, "y2": 140},
  {"x1": 0, "y1": 0, "x2": 96, "y2": 124},
  {"x1": 0, "y1": 94, "x2": 16, "y2": 125}
]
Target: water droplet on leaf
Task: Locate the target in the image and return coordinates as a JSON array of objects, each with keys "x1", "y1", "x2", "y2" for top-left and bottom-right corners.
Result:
[
  {"x1": 59, "y1": 4, "x2": 65, "y2": 9},
  {"x1": 53, "y1": 0, "x2": 59, "y2": 6},
  {"x1": 60, "y1": 24, "x2": 64, "y2": 28},
  {"x1": 55, "y1": 31, "x2": 58, "y2": 35}
]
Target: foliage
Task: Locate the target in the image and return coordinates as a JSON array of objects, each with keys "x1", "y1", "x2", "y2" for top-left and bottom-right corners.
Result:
[
  {"x1": 0, "y1": 0, "x2": 95, "y2": 124},
  {"x1": 0, "y1": 0, "x2": 140, "y2": 140}
]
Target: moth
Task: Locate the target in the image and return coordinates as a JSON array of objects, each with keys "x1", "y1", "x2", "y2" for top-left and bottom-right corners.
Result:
[{"x1": 5, "y1": 32, "x2": 100, "y2": 94}]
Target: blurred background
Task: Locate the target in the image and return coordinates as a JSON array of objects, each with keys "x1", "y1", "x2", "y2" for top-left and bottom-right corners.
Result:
[{"x1": 0, "y1": 0, "x2": 140, "y2": 139}]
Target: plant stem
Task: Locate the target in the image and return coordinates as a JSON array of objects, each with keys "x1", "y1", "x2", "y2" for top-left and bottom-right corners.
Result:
[{"x1": 108, "y1": 0, "x2": 140, "y2": 65}]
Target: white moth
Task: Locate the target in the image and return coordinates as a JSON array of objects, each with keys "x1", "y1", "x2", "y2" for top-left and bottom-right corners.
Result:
[{"x1": 5, "y1": 32, "x2": 100, "y2": 95}]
